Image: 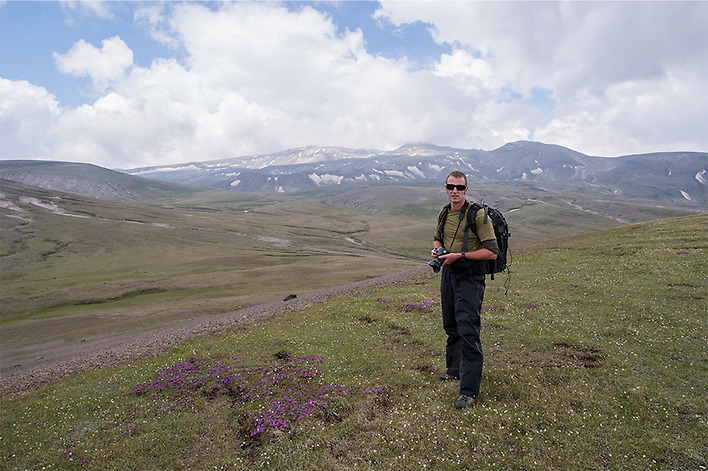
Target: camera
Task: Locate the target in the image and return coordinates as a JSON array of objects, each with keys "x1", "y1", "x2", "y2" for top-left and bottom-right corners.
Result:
[{"x1": 428, "y1": 247, "x2": 449, "y2": 273}]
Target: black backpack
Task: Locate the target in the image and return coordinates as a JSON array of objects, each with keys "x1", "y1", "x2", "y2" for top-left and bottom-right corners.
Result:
[{"x1": 437, "y1": 201, "x2": 511, "y2": 280}]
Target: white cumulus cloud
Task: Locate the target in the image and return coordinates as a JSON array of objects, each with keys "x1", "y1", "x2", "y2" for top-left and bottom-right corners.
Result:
[{"x1": 53, "y1": 36, "x2": 134, "y2": 90}]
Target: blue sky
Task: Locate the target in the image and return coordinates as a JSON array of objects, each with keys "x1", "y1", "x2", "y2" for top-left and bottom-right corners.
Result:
[
  {"x1": 1, "y1": 1, "x2": 706, "y2": 169},
  {"x1": 1, "y1": 1, "x2": 451, "y2": 107},
  {"x1": 2, "y1": 2, "x2": 171, "y2": 106}
]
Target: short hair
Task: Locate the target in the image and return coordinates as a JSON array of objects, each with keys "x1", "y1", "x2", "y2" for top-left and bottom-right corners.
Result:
[{"x1": 446, "y1": 171, "x2": 467, "y2": 186}]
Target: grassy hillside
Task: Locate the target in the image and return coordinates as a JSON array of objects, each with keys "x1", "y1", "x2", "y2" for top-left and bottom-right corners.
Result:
[
  {"x1": 1, "y1": 177, "x2": 701, "y2": 358},
  {"x1": 0, "y1": 161, "x2": 203, "y2": 200},
  {"x1": 2, "y1": 215, "x2": 705, "y2": 470}
]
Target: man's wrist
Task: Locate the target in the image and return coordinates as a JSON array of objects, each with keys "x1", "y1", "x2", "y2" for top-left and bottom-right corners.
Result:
[{"x1": 460, "y1": 251, "x2": 466, "y2": 260}]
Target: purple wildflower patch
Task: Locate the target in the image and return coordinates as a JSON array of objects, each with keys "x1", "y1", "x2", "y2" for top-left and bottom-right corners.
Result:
[
  {"x1": 402, "y1": 300, "x2": 437, "y2": 312},
  {"x1": 131, "y1": 354, "x2": 383, "y2": 436}
]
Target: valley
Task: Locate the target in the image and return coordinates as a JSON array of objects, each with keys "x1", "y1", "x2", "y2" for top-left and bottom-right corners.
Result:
[{"x1": 0, "y1": 169, "x2": 703, "y2": 394}]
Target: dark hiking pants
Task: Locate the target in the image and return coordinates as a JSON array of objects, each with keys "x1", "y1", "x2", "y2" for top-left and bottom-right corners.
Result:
[{"x1": 440, "y1": 267, "x2": 485, "y2": 397}]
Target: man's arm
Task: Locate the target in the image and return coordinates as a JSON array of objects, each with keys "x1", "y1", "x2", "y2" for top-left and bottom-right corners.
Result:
[
  {"x1": 481, "y1": 238, "x2": 499, "y2": 256},
  {"x1": 441, "y1": 247, "x2": 496, "y2": 265}
]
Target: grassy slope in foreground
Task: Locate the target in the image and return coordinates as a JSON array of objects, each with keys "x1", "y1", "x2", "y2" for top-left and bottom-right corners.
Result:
[{"x1": 1, "y1": 214, "x2": 706, "y2": 470}]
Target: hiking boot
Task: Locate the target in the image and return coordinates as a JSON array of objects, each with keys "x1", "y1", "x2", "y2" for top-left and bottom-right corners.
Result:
[
  {"x1": 435, "y1": 373, "x2": 459, "y2": 381},
  {"x1": 454, "y1": 394, "x2": 477, "y2": 409}
]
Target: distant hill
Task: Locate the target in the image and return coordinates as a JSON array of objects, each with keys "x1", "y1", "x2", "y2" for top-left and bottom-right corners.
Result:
[
  {"x1": 125, "y1": 141, "x2": 707, "y2": 206},
  {"x1": 0, "y1": 160, "x2": 203, "y2": 201}
]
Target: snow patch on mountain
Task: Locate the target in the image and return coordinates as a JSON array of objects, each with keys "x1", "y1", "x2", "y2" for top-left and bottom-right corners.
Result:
[
  {"x1": 132, "y1": 164, "x2": 200, "y2": 174},
  {"x1": 309, "y1": 173, "x2": 344, "y2": 185},
  {"x1": 696, "y1": 170, "x2": 706, "y2": 184},
  {"x1": 20, "y1": 196, "x2": 89, "y2": 219},
  {"x1": 407, "y1": 166, "x2": 425, "y2": 178},
  {"x1": 0, "y1": 194, "x2": 23, "y2": 212},
  {"x1": 257, "y1": 235, "x2": 291, "y2": 247}
]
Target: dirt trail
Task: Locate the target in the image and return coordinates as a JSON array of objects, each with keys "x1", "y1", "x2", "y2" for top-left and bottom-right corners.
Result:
[{"x1": 1, "y1": 267, "x2": 430, "y2": 397}]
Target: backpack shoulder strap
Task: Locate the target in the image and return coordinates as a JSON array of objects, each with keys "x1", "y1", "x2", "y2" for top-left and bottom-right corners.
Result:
[
  {"x1": 462, "y1": 202, "x2": 484, "y2": 252},
  {"x1": 435, "y1": 204, "x2": 451, "y2": 241}
]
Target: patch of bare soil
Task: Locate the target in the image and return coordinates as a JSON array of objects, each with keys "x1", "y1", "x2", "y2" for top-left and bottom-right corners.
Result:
[{"x1": 1, "y1": 268, "x2": 429, "y2": 398}]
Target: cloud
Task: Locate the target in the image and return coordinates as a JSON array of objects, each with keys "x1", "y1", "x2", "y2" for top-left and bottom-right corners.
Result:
[
  {"x1": 49, "y1": 2, "x2": 476, "y2": 167},
  {"x1": 59, "y1": 0, "x2": 115, "y2": 25},
  {"x1": 376, "y1": 1, "x2": 708, "y2": 155},
  {"x1": 53, "y1": 36, "x2": 134, "y2": 90},
  {"x1": 0, "y1": 79, "x2": 61, "y2": 160},
  {"x1": 1, "y1": 1, "x2": 706, "y2": 169},
  {"x1": 134, "y1": 4, "x2": 180, "y2": 51}
]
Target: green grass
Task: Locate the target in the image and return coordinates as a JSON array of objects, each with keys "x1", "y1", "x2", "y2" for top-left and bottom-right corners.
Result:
[{"x1": 2, "y1": 214, "x2": 705, "y2": 470}]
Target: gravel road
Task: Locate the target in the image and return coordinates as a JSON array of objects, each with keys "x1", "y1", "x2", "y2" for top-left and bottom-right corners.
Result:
[{"x1": 1, "y1": 267, "x2": 431, "y2": 397}]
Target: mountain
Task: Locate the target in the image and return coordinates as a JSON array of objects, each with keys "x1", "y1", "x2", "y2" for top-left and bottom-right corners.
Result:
[
  {"x1": 1, "y1": 141, "x2": 705, "y2": 206},
  {"x1": 0, "y1": 160, "x2": 203, "y2": 200},
  {"x1": 125, "y1": 141, "x2": 707, "y2": 206}
]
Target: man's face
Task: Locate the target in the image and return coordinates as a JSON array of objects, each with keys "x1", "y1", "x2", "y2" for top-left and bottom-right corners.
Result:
[{"x1": 445, "y1": 176, "x2": 467, "y2": 206}]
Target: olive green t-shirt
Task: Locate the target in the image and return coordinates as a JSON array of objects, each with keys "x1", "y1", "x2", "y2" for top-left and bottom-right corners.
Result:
[{"x1": 434, "y1": 205, "x2": 496, "y2": 253}]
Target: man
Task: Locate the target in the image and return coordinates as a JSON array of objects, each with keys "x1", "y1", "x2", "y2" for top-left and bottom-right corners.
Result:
[{"x1": 432, "y1": 171, "x2": 499, "y2": 409}]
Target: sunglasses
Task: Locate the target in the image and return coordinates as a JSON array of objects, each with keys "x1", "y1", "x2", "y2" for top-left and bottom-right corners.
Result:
[{"x1": 445, "y1": 184, "x2": 467, "y2": 191}]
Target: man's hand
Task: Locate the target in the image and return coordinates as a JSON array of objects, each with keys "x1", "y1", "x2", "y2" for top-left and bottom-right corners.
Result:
[{"x1": 439, "y1": 252, "x2": 460, "y2": 266}]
